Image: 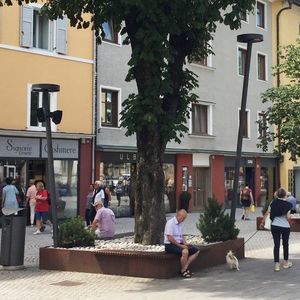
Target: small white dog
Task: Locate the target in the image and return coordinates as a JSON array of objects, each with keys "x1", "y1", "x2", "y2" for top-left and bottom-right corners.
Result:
[{"x1": 226, "y1": 250, "x2": 239, "y2": 271}]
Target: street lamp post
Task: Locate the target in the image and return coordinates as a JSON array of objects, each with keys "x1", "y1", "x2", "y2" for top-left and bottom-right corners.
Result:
[
  {"x1": 230, "y1": 34, "x2": 263, "y2": 221},
  {"x1": 32, "y1": 84, "x2": 62, "y2": 247}
]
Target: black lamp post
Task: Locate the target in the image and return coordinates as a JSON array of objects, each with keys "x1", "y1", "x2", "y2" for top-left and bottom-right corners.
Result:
[
  {"x1": 230, "y1": 34, "x2": 263, "y2": 221},
  {"x1": 32, "y1": 84, "x2": 62, "y2": 247}
]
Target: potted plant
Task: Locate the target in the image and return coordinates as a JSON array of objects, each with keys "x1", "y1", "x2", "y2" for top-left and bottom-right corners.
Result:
[{"x1": 179, "y1": 191, "x2": 191, "y2": 212}]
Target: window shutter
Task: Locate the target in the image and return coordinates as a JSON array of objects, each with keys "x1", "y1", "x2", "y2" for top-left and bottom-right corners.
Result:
[
  {"x1": 20, "y1": 5, "x2": 33, "y2": 48},
  {"x1": 56, "y1": 16, "x2": 67, "y2": 54}
]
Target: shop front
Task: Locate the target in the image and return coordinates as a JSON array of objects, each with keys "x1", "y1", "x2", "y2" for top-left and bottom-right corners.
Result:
[
  {"x1": 0, "y1": 136, "x2": 81, "y2": 219},
  {"x1": 95, "y1": 151, "x2": 176, "y2": 214}
]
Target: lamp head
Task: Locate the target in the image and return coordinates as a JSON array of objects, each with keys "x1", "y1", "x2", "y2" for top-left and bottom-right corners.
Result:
[
  {"x1": 37, "y1": 108, "x2": 46, "y2": 123},
  {"x1": 50, "y1": 110, "x2": 63, "y2": 124},
  {"x1": 237, "y1": 34, "x2": 263, "y2": 44}
]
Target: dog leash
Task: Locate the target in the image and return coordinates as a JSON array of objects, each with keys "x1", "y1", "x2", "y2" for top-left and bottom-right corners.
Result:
[{"x1": 234, "y1": 230, "x2": 259, "y2": 254}]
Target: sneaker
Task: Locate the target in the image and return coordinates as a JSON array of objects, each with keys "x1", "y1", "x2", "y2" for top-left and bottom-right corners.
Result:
[
  {"x1": 274, "y1": 263, "x2": 280, "y2": 272},
  {"x1": 33, "y1": 230, "x2": 41, "y2": 235},
  {"x1": 283, "y1": 261, "x2": 293, "y2": 269}
]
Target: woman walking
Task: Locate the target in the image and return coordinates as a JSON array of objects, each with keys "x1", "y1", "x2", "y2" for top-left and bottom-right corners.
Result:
[
  {"x1": 33, "y1": 181, "x2": 52, "y2": 235},
  {"x1": 1, "y1": 177, "x2": 19, "y2": 210},
  {"x1": 260, "y1": 188, "x2": 293, "y2": 271}
]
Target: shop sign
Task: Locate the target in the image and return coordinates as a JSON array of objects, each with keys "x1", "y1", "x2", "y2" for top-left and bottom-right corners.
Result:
[
  {"x1": 41, "y1": 139, "x2": 78, "y2": 159},
  {"x1": 0, "y1": 137, "x2": 40, "y2": 158}
]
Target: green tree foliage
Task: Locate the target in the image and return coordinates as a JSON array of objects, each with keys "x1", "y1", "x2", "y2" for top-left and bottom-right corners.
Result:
[
  {"x1": 257, "y1": 39, "x2": 300, "y2": 161},
  {"x1": 197, "y1": 198, "x2": 239, "y2": 242},
  {"x1": 2, "y1": 0, "x2": 255, "y2": 244},
  {"x1": 58, "y1": 217, "x2": 95, "y2": 248}
]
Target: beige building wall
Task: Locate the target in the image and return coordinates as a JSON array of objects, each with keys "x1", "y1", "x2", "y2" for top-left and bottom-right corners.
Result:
[
  {"x1": 272, "y1": 1, "x2": 300, "y2": 189},
  {"x1": 0, "y1": 3, "x2": 94, "y2": 134}
]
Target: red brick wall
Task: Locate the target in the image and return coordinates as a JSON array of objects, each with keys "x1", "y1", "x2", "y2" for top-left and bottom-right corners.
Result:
[
  {"x1": 211, "y1": 155, "x2": 224, "y2": 205},
  {"x1": 255, "y1": 156, "x2": 261, "y2": 206},
  {"x1": 175, "y1": 154, "x2": 193, "y2": 211}
]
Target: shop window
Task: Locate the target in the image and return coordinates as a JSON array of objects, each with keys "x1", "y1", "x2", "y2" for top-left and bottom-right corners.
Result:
[
  {"x1": 256, "y1": 1, "x2": 266, "y2": 29},
  {"x1": 101, "y1": 88, "x2": 119, "y2": 127},
  {"x1": 257, "y1": 53, "x2": 267, "y2": 81},
  {"x1": 21, "y1": 5, "x2": 67, "y2": 54},
  {"x1": 27, "y1": 85, "x2": 58, "y2": 131},
  {"x1": 239, "y1": 109, "x2": 250, "y2": 138},
  {"x1": 238, "y1": 47, "x2": 247, "y2": 76},
  {"x1": 191, "y1": 103, "x2": 213, "y2": 136},
  {"x1": 102, "y1": 20, "x2": 119, "y2": 44}
]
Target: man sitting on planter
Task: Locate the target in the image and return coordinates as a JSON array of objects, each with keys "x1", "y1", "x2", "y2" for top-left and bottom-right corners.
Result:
[
  {"x1": 90, "y1": 199, "x2": 116, "y2": 239},
  {"x1": 164, "y1": 209, "x2": 200, "y2": 278}
]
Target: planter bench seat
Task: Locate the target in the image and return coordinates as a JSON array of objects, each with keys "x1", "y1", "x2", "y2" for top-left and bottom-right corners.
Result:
[{"x1": 40, "y1": 238, "x2": 244, "y2": 279}]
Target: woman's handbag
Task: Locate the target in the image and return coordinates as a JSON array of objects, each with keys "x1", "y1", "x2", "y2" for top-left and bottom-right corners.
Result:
[
  {"x1": 264, "y1": 214, "x2": 271, "y2": 230},
  {"x1": 250, "y1": 204, "x2": 256, "y2": 212}
]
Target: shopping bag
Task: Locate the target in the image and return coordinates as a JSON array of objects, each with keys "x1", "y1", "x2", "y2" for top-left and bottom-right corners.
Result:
[
  {"x1": 264, "y1": 214, "x2": 271, "y2": 230},
  {"x1": 250, "y1": 204, "x2": 256, "y2": 213}
]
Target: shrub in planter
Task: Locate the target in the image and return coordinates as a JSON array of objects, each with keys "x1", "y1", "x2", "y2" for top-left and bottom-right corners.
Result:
[
  {"x1": 58, "y1": 217, "x2": 96, "y2": 248},
  {"x1": 179, "y1": 191, "x2": 192, "y2": 212},
  {"x1": 197, "y1": 197, "x2": 239, "y2": 242}
]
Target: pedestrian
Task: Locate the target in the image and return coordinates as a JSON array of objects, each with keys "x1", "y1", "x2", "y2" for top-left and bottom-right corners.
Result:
[
  {"x1": 89, "y1": 180, "x2": 102, "y2": 223},
  {"x1": 90, "y1": 199, "x2": 115, "y2": 239},
  {"x1": 85, "y1": 183, "x2": 94, "y2": 226},
  {"x1": 1, "y1": 177, "x2": 19, "y2": 210},
  {"x1": 33, "y1": 181, "x2": 52, "y2": 235},
  {"x1": 286, "y1": 191, "x2": 297, "y2": 214},
  {"x1": 164, "y1": 209, "x2": 200, "y2": 278},
  {"x1": 115, "y1": 180, "x2": 123, "y2": 206},
  {"x1": 26, "y1": 179, "x2": 37, "y2": 227},
  {"x1": 240, "y1": 183, "x2": 254, "y2": 220},
  {"x1": 260, "y1": 187, "x2": 293, "y2": 272}
]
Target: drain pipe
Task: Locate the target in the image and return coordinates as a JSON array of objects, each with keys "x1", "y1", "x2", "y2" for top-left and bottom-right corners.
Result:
[
  {"x1": 275, "y1": 0, "x2": 293, "y2": 188},
  {"x1": 92, "y1": 33, "x2": 98, "y2": 183}
]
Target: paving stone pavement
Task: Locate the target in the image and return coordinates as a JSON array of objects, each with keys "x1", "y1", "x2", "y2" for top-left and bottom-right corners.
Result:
[{"x1": 1, "y1": 208, "x2": 300, "y2": 300}]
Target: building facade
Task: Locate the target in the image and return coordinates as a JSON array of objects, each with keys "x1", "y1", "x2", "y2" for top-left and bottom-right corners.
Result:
[
  {"x1": 94, "y1": 1, "x2": 276, "y2": 213},
  {"x1": 271, "y1": 0, "x2": 300, "y2": 198},
  {"x1": 0, "y1": 3, "x2": 94, "y2": 218}
]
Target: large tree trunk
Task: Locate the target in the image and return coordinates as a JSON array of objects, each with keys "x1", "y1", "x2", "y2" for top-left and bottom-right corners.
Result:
[{"x1": 134, "y1": 128, "x2": 166, "y2": 245}]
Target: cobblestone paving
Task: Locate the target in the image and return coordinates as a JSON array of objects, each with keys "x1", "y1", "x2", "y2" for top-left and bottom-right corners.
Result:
[{"x1": 1, "y1": 209, "x2": 300, "y2": 300}]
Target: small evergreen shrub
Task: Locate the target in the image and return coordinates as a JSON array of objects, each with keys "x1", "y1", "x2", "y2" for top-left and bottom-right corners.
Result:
[
  {"x1": 58, "y1": 217, "x2": 96, "y2": 248},
  {"x1": 196, "y1": 198, "x2": 239, "y2": 243}
]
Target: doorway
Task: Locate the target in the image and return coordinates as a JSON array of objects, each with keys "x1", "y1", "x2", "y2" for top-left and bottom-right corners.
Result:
[{"x1": 192, "y1": 167, "x2": 210, "y2": 210}]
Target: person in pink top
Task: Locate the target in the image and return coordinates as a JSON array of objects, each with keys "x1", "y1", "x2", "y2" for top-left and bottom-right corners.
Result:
[
  {"x1": 26, "y1": 179, "x2": 37, "y2": 227},
  {"x1": 90, "y1": 199, "x2": 115, "y2": 239},
  {"x1": 33, "y1": 181, "x2": 52, "y2": 235}
]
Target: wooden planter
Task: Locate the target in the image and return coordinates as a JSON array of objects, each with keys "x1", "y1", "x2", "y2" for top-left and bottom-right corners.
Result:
[
  {"x1": 256, "y1": 216, "x2": 300, "y2": 232},
  {"x1": 40, "y1": 238, "x2": 244, "y2": 279}
]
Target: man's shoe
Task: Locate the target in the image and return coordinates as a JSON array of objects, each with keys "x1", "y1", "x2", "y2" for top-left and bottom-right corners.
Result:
[
  {"x1": 283, "y1": 261, "x2": 292, "y2": 269},
  {"x1": 274, "y1": 263, "x2": 280, "y2": 272}
]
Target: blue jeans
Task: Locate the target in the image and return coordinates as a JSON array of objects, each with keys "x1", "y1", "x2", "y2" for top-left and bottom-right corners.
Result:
[{"x1": 271, "y1": 225, "x2": 290, "y2": 263}]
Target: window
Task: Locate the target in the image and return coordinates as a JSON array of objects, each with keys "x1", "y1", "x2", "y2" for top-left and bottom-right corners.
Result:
[
  {"x1": 191, "y1": 103, "x2": 213, "y2": 135},
  {"x1": 101, "y1": 89, "x2": 119, "y2": 127},
  {"x1": 238, "y1": 47, "x2": 247, "y2": 76},
  {"x1": 256, "y1": 1, "x2": 266, "y2": 29},
  {"x1": 240, "y1": 11, "x2": 248, "y2": 22},
  {"x1": 258, "y1": 112, "x2": 267, "y2": 139},
  {"x1": 257, "y1": 53, "x2": 266, "y2": 81},
  {"x1": 103, "y1": 20, "x2": 119, "y2": 44},
  {"x1": 27, "y1": 85, "x2": 57, "y2": 130},
  {"x1": 21, "y1": 5, "x2": 67, "y2": 54},
  {"x1": 239, "y1": 109, "x2": 250, "y2": 138}
]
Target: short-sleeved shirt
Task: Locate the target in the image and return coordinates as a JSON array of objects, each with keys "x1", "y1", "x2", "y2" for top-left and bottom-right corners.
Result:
[
  {"x1": 94, "y1": 207, "x2": 115, "y2": 238},
  {"x1": 2, "y1": 184, "x2": 19, "y2": 209},
  {"x1": 35, "y1": 189, "x2": 49, "y2": 212},
  {"x1": 26, "y1": 184, "x2": 37, "y2": 203},
  {"x1": 164, "y1": 216, "x2": 184, "y2": 244}
]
